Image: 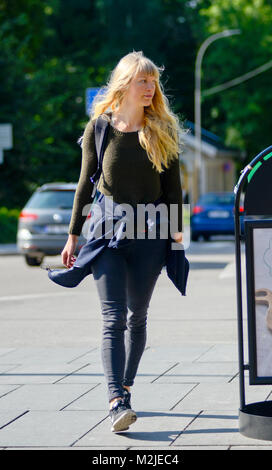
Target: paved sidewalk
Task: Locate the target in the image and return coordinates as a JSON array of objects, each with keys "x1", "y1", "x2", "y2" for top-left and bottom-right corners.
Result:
[{"x1": 0, "y1": 241, "x2": 272, "y2": 450}]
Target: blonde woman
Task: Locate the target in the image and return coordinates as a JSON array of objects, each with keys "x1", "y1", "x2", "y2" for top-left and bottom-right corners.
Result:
[{"x1": 62, "y1": 51, "x2": 186, "y2": 432}]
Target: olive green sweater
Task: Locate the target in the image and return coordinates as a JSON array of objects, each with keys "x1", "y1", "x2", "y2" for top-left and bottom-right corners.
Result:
[{"x1": 68, "y1": 117, "x2": 183, "y2": 236}]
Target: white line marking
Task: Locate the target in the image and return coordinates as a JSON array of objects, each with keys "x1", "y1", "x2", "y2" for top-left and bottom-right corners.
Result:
[{"x1": 0, "y1": 292, "x2": 82, "y2": 302}]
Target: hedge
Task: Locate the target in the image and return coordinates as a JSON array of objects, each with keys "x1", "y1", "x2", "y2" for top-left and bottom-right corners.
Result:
[{"x1": 0, "y1": 207, "x2": 20, "y2": 244}]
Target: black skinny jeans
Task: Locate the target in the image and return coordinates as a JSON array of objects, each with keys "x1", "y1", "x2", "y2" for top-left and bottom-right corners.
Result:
[{"x1": 91, "y1": 236, "x2": 168, "y2": 403}]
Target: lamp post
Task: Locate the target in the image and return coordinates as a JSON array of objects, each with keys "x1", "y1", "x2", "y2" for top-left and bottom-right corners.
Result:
[{"x1": 194, "y1": 29, "x2": 241, "y2": 202}]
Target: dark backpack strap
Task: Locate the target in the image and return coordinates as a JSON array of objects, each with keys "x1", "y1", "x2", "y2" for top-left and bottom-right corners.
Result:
[
  {"x1": 159, "y1": 163, "x2": 166, "y2": 190},
  {"x1": 90, "y1": 115, "x2": 110, "y2": 197}
]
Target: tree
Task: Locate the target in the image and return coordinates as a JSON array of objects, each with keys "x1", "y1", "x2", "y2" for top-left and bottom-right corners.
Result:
[
  {"x1": 198, "y1": 0, "x2": 272, "y2": 159},
  {"x1": 0, "y1": 0, "x2": 200, "y2": 209}
]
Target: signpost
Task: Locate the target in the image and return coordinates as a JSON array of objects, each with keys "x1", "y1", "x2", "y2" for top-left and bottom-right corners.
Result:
[
  {"x1": 0, "y1": 124, "x2": 13, "y2": 164},
  {"x1": 234, "y1": 145, "x2": 272, "y2": 440}
]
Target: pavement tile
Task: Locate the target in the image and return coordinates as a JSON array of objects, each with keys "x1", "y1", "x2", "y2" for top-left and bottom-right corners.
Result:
[
  {"x1": 142, "y1": 345, "x2": 213, "y2": 362},
  {"x1": 66, "y1": 348, "x2": 102, "y2": 364},
  {"x1": 130, "y1": 446, "x2": 229, "y2": 450},
  {"x1": 0, "y1": 362, "x2": 90, "y2": 385},
  {"x1": 65, "y1": 383, "x2": 197, "y2": 412},
  {"x1": 147, "y1": 320, "x2": 238, "y2": 345},
  {"x1": 0, "y1": 347, "x2": 94, "y2": 364},
  {"x1": 172, "y1": 382, "x2": 272, "y2": 410},
  {"x1": 0, "y1": 385, "x2": 22, "y2": 399},
  {"x1": 3, "y1": 446, "x2": 128, "y2": 450},
  {"x1": 63, "y1": 383, "x2": 111, "y2": 410},
  {"x1": 0, "y1": 383, "x2": 99, "y2": 411},
  {"x1": 0, "y1": 365, "x2": 20, "y2": 374},
  {"x1": 74, "y1": 410, "x2": 198, "y2": 447},
  {"x1": 0, "y1": 349, "x2": 16, "y2": 358},
  {"x1": 2, "y1": 246, "x2": 272, "y2": 450},
  {"x1": 66, "y1": 348, "x2": 100, "y2": 364},
  {"x1": 57, "y1": 362, "x2": 105, "y2": 384},
  {"x1": 172, "y1": 410, "x2": 272, "y2": 446},
  {"x1": 195, "y1": 344, "x2": 240, "y2": 363},
  {"x1": 131, "y1": 383, "x2": 198, "y2": 411},
  {"x1": 0, "y1": 411, "x2": 108, "y2": 447},
  {"x1": 59, "y1": 359, "x2": 178, "y2": 384},
  {"x1": 133, "y1": 359, "x2": 181, "y2": 383},
  {"x1": 0, "y1": 411, "x2": 29, "y2": 429},
  {"x1": 155, "y1": 362, "x2": 238, "y2": 383},
  {"x1": 230, "y1": 446, "x2": 272, "y2": 450}
]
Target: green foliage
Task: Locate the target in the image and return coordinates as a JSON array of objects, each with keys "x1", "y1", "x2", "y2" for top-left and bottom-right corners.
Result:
[
  {"x1": 0, "y1": 0, "x2": 199, "y2": 211},
  {"x1": 198, "y1": 0, "x2": 272, "y2": 158},
  {"x1": 1, "y1": 0, "x2": 272, "y2": 215},
  {"x1": 0, "y1": 207, "x2": 20, "y2": 243}
]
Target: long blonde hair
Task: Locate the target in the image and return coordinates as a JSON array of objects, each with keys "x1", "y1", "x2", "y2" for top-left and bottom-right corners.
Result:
[{"x1": 88, "y1": 51, "x2": 188, "y2": 173}]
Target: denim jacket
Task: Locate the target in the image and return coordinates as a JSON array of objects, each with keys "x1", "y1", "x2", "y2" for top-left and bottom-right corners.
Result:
[{"x1": 46, "y1": 191, "x2": 189, "y2": 296}]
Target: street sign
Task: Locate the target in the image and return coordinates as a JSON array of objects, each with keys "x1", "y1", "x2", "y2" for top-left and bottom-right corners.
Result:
[
  {"x1": 85, "y1": 88, "x2": 101, "y2": 116},
  {"x1": 0, "y1": 124, "x2": 13, "y2": 164}
]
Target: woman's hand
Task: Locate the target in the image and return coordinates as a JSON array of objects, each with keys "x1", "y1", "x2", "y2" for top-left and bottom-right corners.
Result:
[
  {"x1": 173, "y1": 232, "x2": 183, "y2": 243},
  {"x1": 61, "y1": 234, "x2": 78, "y2": 268}
]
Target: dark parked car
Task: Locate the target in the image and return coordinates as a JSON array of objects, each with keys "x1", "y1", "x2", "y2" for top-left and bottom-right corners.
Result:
[
  {"x1": 17, "y1": 182, "x2": 89, "y2": 266},
  {"x1": 191, "y1": 191, "x2": 244, "y2": 241}
]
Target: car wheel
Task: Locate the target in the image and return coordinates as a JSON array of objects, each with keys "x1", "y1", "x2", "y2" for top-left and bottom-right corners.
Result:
[
  {"x1": 25, "y1": 255, "x2": 44, "y2": 266},
  {"x1": 203, "y1": 234, "x2": 210, "y2": 241},
  {"x1": 191, "y1": 232, "x2": 199, "y2": 241}
]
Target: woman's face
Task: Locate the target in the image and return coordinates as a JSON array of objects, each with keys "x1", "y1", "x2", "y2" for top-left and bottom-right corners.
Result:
[{"x1": 125, "y1": 73, "x2": 156, "y2": 108}]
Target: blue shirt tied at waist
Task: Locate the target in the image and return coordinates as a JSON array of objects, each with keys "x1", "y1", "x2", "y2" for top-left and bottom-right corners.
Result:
[{"x1": 46, "y1": 191, "x2": 189, "y2": 296}]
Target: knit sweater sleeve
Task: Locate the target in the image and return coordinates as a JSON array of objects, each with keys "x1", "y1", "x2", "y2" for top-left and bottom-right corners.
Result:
[
  {"x1": 161, "y1": 157, "x2": 183, "y2": 233},
  {"x1": 68, "y1": 119, "x2": 98, "y2": 236}
]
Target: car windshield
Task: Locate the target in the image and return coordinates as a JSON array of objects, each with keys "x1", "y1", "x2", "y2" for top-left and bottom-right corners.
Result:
[
  {"x1": 24, "y1": 190, "x2": 75, "y2": 209},
  {"x1": 199, "y1": 193, "x2": 234, "y2": 206}
]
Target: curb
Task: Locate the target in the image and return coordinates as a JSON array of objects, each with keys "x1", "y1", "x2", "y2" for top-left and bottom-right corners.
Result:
[{"x1": 0, "y1": 244, "x2": 20, "y2": 256}]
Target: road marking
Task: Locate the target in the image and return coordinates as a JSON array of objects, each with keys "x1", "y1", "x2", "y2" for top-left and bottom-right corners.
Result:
[{"x1": 0, "y1": 292, "x2": 83, "y2": 302}]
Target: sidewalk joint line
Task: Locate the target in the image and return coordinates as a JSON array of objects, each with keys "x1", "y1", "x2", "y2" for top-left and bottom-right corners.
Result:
[
  {"x1": 59, "y1": 383, "x2": 101, "y2": 411},
  {"x1": 0, "y1": 384, "x2": 23, "y2": 400},
  {"x1": 0, "y1": 410, "x2": 30, "y2": 431},
  {"x1": 70, "y1": 414, "x2": 109, "y2": 447},
  {"x1": 53, "y1": 363, "x2": 91, "y2": 384},
  {"x1": 169, "y1": 383, "x2": 200, "y2": 410},
  {"x1": 169, "y1": 409, "x2": 204, "y2": 446},
  {"x1": 0, "y1": 348, "x2": 17, "y2": 359},
  {"x1": 67, "y1": 348, "x2": 98, "y2": 364},
  {"x1": 193, "y1": 345, "x2": 215, "y2": 363},
  {"x1": 151, "y1": 362, "x2": 179, "y2": 383},
  {"x1": 228, "y1": 371, "x2": 239, "y2": 383}
]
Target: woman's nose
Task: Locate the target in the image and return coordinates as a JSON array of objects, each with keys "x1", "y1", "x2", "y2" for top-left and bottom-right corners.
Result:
[{"x1": 146, "y1": 83, "x2": 155, "y2": 92}]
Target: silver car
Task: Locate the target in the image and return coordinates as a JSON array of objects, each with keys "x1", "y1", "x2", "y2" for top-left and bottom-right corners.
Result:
[{"x1": 17, "y1": 182, "x2": 88, "y2": 266}]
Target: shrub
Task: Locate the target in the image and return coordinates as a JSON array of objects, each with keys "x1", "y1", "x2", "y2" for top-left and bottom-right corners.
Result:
[{"x1": 0, "y1": 207, "x2": 20, "y2": 243}]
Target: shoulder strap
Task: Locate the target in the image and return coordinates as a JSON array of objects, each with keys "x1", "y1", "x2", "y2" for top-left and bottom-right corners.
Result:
[{"x1": 89, "y1": 115, "x2": 110, "y2": 197}]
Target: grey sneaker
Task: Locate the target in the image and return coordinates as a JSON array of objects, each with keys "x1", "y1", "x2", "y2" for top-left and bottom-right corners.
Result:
[
  {"x1": 123, "y1": 388, "x2": 132, "y2": 409},
  {"x1": 109, "y1": 398, "x2": 137, "y2": 432}
]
